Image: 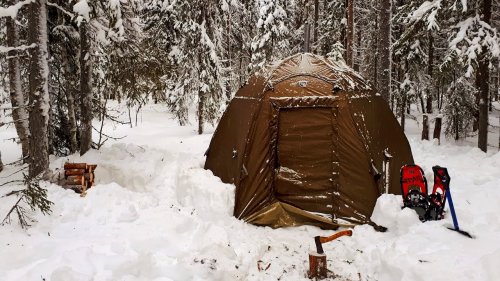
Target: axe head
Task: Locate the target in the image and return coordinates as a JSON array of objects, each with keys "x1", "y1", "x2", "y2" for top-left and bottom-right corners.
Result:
[{"x1": 314, "y1": 236, "x2": 324, "y2": 254}]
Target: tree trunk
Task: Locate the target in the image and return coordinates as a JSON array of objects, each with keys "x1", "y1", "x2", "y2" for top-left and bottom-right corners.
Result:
[
  {"x1": 377, "y1": 0, "x2": 391, "y2": 102},
  {"x1": 225, "y1": 10, "x2": 232, "y2": 102},
  {"x1": 400, "y1": 91, "x2": 406, "y2": 131},
  {"x1": 496, "y1": 66, "x2": 499, "y2": 102},
  {"x1": 0, "y1": 150, "x2": 3, "y2": 173},
  {"x1": 303, "y1": 22, "x2": 311, "y2": 52},
  {"x1": 28, "y1": 0, "x2": 50, "y2": 178},
  {"x1": 418, "y1": 91, "x2": 425, "y2": 113},
  {"x1": 346, "y1": 0, "x2": 354, "y2": 67},
  {"x1": 433, "y1": 117, "x2": 442, "y2": 144},
  {"x1": 63, "y1": 46, "x2": 78, "y2": 154},
  {"x1": 426, "y1": 31, "x2": 433, "y2": 114},
  {"x1": 198, "y1": 93, "x2": 205, "y2": 135},
  {"x1": 489, "y1": 75, "x2": 493, "y2": 112},
  {"x1": 372, "y1": 11, "x2": 378, "y2": 88},
  {"x1": 473, "y1": 70, "x2": 480, "y2": 132},
  {"x1": 422, "y1": 115, "x2": 429, "y2": 141},
  {"x1": 79, "y1": 20, "x2": 93, "y2": 155},
  {"x1": 303, "y1": 1, "x2": 311, "y2": 53},
  {"x1": 478, "y1": 0, "x2": 491, "y2": 152},
  {"x1": 313, "y1": 0, "x2": 319, "y2": 51},
  {"x1": 354, "y1": 22, "x2": 361, "y2": 71},
  {"x1": 6, "y1": 0, "x2": 30, "y2": 161}
]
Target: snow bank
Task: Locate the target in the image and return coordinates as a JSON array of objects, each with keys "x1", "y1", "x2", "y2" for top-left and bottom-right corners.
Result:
[
  {"x1": 371, "y1": 194, "x2": 421, "y2": 235},
  {"x1": 0, "y1": 103, "x2": 500, "y2": 280}
]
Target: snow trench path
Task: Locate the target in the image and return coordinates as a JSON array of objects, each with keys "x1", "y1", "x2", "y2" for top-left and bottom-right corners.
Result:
[{"x1": 0, "y1": 142, "x2": 335, "y2": 281}]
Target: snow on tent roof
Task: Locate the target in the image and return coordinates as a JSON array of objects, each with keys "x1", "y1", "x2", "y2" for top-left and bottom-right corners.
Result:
[{"x1": 259, "y1": 53, "x2": 372, "y2": 92}]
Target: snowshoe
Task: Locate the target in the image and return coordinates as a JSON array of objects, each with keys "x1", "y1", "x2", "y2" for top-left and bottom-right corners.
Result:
[
  {"x1": 427, "y1": 166, "x2": 449, "y2": 220},
  {"x1": 400, "y1": 165, "x2": 429, "y2": 221}
]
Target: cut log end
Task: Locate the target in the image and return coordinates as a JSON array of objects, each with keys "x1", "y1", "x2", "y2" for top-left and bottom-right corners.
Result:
[
  {"x1": 65, "y1": 169, "x2": 86, "y2": 177},
  {"x1": 64, "y1": 163, "x2": 87, "y2": 170}
]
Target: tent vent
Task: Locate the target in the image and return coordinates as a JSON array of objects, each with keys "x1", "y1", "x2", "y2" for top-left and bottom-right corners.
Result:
[{"x1": 298, "y1": 80, "x2": 308, "y2": 87}]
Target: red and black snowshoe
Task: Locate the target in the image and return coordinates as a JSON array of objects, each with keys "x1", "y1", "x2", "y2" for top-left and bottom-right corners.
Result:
[
  {"x1": 428, "y1": 166, "x2": 448, "y2": 220},
  {"x1": 400, "y1": 165, "x2": 428, "y2": 221}
]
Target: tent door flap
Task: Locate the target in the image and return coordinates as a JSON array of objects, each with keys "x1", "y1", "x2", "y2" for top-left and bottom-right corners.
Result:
[{"x1": 273, "y1": 107, "x2": 338, "y2": 216}]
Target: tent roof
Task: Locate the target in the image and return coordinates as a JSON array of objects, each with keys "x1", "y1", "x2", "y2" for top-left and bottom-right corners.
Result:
[{"x1": 259, "y1": 53, "x2": 374, "y2": 92}]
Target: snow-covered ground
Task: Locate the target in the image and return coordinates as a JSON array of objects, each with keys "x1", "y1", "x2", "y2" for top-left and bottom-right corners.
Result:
[{"x1": 1, "y1": 103, "x2": 500, "y2": 281}]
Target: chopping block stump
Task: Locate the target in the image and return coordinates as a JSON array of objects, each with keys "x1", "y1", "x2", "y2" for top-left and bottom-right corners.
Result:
[{"x1": 308, "y1": 252, "x2": 327, "y2": 279}]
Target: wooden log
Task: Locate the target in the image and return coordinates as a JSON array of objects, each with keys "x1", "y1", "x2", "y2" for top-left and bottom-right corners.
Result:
[
  {"x1": 85, "y1": 173, "x2": 95, "y2": 188},
  {"x1": 66, "y1": 175, "x2": 85, "y2": 186},
  {"x1": 87, "y1": 164, "x2": 97, "y2": 171},
  {"x1": 65, "y1": 169, "x2": 86, "y2": 177},
  {"x1": 80, "y1": 179, "x2": 88, "y2": 197},
  {"x1": 83, "y1": 172, "x2": 94, "y2": 182},
  {"x1": 308, "y1": 252, "x2": 327, "y2": 279},
  {"x1": 433, "y1": 117, "x2": 442, "y2": 145},
  {"x1": 64, "y1": 163, "x2": 87, "y2": 170}
]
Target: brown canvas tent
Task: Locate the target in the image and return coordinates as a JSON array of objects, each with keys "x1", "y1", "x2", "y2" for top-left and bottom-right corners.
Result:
[{"x1": 205, "y1": 53, "x2": 413, "y2": 229}]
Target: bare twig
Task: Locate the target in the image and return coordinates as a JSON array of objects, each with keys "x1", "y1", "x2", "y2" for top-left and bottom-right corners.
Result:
[
  {"x1": 1, "y1": 196, "x2": 23, "y2": 226},
  {"x1": 91, "y1": 125, "x2": 126, "y2": 140},
  {"x1": 1, "y1": 189, "x2": 23, "y2": 198},
  {"x1": 0, "y1": 179, "x2": 23, "y2": 187},
  {"x1": 0, "y1": 166, "x2": 28, "y2": 179}
]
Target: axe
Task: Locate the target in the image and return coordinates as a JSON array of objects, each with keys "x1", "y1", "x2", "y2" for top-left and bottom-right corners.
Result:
[{"x1": 314, "y1": 229, "x2": 353, "y2": 254}]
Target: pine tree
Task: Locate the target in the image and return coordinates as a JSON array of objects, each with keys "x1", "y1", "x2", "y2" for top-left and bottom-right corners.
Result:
[
  {"x1": 250, "y1": 0, "x2": 290, "y2": 72},
  {"x1": 316, "y1": 0, "x2": 344, "y2": 57},
  {"x1": 444, "y1": 76, "x2": 477, "y2": 140},
  {"x1": 144, "y1": 0, "x2": 228, "y2": 132}
]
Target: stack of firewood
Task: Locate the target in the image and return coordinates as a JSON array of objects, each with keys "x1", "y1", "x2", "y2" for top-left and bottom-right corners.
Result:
[{"x1": 63, "y1": 163, "x2": 97, "y2": 196}]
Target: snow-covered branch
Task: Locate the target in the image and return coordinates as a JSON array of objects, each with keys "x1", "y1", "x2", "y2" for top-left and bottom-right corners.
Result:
[
  {"x1": 449, "y1": 15, "x2": 500, "y2": 77},
  {"x1": 0, "y1": 0, "x2": 33, "y2": 18},
  {"x1": 0, "y1": 43, "x2": 37, "y2": 54}
]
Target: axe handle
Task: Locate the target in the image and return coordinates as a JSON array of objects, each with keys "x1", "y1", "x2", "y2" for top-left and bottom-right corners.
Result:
[{"x1": 319, "y1": 230, "x2": 353, "y2": 244}]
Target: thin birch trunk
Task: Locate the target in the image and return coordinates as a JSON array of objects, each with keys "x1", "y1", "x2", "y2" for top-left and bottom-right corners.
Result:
[{"x1": 6, "y1": 0, "x2": 30, "y2": 160}]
